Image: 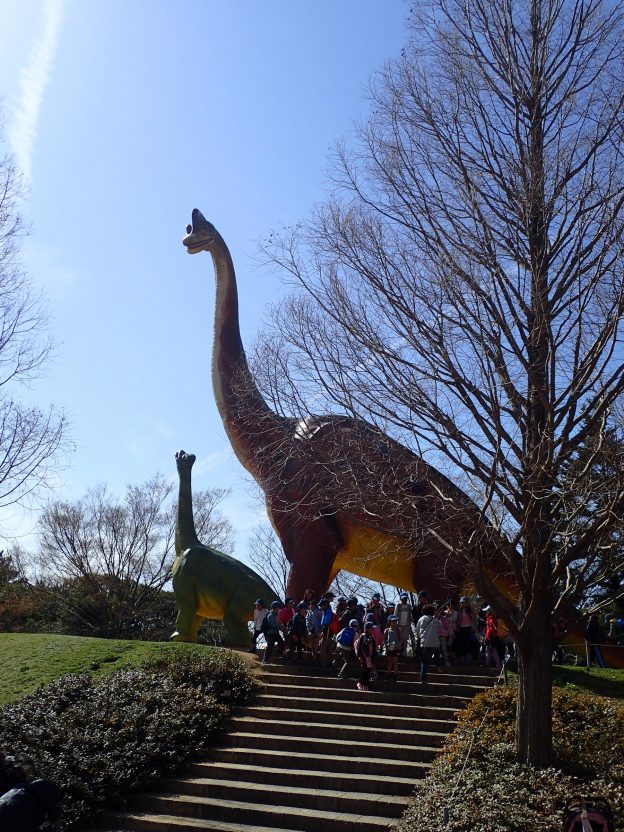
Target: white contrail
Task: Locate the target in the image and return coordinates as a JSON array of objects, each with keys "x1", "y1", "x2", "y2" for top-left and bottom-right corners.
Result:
[{"x1": 9, "y1": 0, "x2": 65, "y2": 182}]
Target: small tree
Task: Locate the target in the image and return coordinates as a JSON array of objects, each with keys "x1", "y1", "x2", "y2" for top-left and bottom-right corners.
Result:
[
  {"x1": 0, "y1": 125, "x2": 67, "y2": 515},
  {"x1": 34, "y1": 475, "x2": 233, "y2": 639},
  {"x1": 257, "y1": 0, "x2": 624, "y2": 766}
]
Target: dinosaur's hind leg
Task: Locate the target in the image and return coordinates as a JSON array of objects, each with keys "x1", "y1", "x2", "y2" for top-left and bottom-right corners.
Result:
[{"x1": 276, "y1": 515, "x2": 341, "y2": 601}]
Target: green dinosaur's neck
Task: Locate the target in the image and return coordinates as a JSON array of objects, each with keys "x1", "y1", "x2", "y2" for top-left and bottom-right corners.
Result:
[{"x1": 176, "y1": 467, "x2": 199, "y2": 556}]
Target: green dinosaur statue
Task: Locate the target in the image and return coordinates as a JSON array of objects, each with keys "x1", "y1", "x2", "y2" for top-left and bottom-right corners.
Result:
[{"x1": 170, "y1": 449, "x2": 278, "y2": 645}]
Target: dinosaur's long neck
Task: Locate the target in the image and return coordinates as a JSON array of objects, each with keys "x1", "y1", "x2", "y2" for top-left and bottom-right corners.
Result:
[
  {"x1": 210, "y1": 235, "x2": 285, "y2": 480},
  {"x1": 176, "y1": 466, "x2": 199, "y2": 556}
]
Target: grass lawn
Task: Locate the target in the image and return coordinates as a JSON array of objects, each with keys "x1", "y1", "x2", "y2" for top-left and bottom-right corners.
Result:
[
  {"x1": 0, "y1": 633, "x2": 213, "y2": 705},
  {"x1": 552, "y1": 663, "x2": 624, "y2": 699}
]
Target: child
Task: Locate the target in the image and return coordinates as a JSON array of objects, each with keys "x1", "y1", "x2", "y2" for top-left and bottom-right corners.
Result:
[
  {"x1": 437, "y1": 605, "x2": 453, "y2": 666},
  {"x1": 355, "y1": 621, "x2": 377, "y2": 691},
  {"x1": 454, "y1": 597, "x2": 479, "y2": 662},
  {"x1": 288, "y1": 601, "x2": 308, "y2": 662},
  {"x1": 384, "y1": 615, "x2": 400, "y2": 687},
  {"x1": 306, "y1": 600, "x2": 323, "y2": 661},
  {"x1": 334, "y1": 618, "x2": 359, "y2": 677},
  {"x1": 249, "y1": 598, "x2": 268, "y2": 654},
  {"x1": 262, "y1": 601, "x2": 284, "y2": 665},
  {"x1": 483, "y1": 606, "x2": 502, "y2": 668},
  {"x1": 318, "y1": 598, "x2": 335, "y2": 666},
  {"x1": 415, "y1": 604, "x2": 442, "y2": 683},
  {"x1": 394, "y1": 593, "x2": 416, "y2": 656}
]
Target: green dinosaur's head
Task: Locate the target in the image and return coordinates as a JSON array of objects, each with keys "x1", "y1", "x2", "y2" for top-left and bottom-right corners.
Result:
[
  {"x1": 176, "y1": 449, "x2": 196, "y2": 473},
  {"x1": 183, "y1": 209, "x2": 219, "y2": 255}
]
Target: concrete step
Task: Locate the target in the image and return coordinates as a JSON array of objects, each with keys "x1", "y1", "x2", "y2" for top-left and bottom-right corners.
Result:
[
  {"x1": 130, "y1": 793, "x2": 397, "y2": 832},
  {"x1": 100, "y1": 815, "x2": 311, "y2": 832},
  {"x1": 158, "y1": 777, "x2": 406, "y2": 818},
  {"x1": 259, "y1": 671, "x2": 488, "y2": 698},
  {"x1": 220, "y1": 731, "x2": 437, "y2": 763},
  {"x1": 208, "y1": 746, "x2": 432, "y2": 779},
  {"x1": 255, "y1": 693, "x2": 458, "y2": 722},
  {"x1": 229, "y1": 715, "x2": 446, "y2": 747},
  {"x1": 260, "y1": 661, "x2": 499, "y2": 686},
  {"x1": 239, "y1": 704, "x2": 455, "y2": 734},
  {"x1": 260, "y1": 680, "x2": 468, "y2": 709},
  {"x1": 185, "y1": 761, "x2": 417, "y2": 796}
]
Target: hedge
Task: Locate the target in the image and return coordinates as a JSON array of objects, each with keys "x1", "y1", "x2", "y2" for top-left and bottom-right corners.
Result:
[
  {"x1": 397, "y1": 684, "x2": 624, "y2": 832},
  {"x1": 0, "y1": 647, "x2": 259, "y2": 829}
]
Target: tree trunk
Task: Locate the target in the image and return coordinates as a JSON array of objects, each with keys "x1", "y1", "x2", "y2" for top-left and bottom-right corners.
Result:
[{"x1": 516, "y1": 618, "x2": 553, "y2": 766}]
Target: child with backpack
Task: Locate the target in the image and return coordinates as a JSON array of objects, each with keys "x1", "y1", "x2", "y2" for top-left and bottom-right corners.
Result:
[
  {"x1": 334, "y1": 619, "x2": 359, "y2": 677},
  {"x1": 306, "y1": 599, "x2": 323, "y2": 661},
  {"x1": 355, "y1": 621, "x2": 377, "y2": 691},
  {"x1": 288, "y1": 602, "x2": 309, "y2": 662},
  {"x1": 318, "y1": 598, "x2": 335, "y2": 667}
]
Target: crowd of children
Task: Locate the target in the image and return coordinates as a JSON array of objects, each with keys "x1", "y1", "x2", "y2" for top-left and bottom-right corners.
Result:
[{"x1": 249, "y1": 590, "x2": 505, "y2": 690}]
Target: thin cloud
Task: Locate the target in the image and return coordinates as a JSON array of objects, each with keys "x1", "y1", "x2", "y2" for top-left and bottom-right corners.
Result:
[{"x1": 9, "y1": 0, "x2": 65, "y2": 182}]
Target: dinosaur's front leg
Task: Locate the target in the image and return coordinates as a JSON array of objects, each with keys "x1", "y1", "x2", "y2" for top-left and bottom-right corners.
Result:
[{"x1": 171, "y1": 607, "x2": 203, "y2": 643}]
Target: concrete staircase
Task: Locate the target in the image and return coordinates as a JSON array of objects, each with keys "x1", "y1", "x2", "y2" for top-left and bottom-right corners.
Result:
[{"x1": 100, "y1": 659, "x2": 498, "y2": 832}]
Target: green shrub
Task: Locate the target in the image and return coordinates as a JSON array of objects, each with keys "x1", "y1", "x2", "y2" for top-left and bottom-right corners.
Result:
[
  {"x1": 400, "y1": 744, "x2": 624, "y2": 832},
  {"x1": 398, "y1": 685, "x2": 624, "y2": 832},
  {"x1": 453, "y1": 684, "x2": 624, "y2": 779},
  {"x1": 141, "y1": 645, "x2": 260, "y2": 706},
  {"x1": 0, "y1": 649, "x2": 257, "y2": 829}
]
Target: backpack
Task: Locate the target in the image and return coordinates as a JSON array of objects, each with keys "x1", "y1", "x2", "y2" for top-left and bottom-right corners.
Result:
[
  {"x1": 329, "y1": 612, "x2": 340, "y2": 635},
  {"x1": 260, "y1": 614, "x2": 269, "y2": 635},
  {"x1": 337, "y1": 628, "x2": 355, "y2": 648},
  {"x1": 562, "y1": 797, "x2": 614, "y2": 832}
]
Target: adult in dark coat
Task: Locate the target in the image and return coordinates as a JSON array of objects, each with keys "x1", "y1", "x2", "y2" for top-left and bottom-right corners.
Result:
[{"x1": 0, "y1": 778, "x2": 62, "y2": 831}]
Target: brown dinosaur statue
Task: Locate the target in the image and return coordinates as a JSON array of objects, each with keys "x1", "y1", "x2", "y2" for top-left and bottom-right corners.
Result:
[{"x1": 181, "y1": 209, "x2": 508, "y2": 604}]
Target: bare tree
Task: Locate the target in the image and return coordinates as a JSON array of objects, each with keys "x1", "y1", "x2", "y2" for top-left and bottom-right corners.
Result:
[
  {"x1": 257, "y1": 0, "x2": 624, "y2": 766},
  {"x1": 248, "y1": 525, "x2": 289, "y2": 599},
  {"x1": 0, "y1": 128, "x2": 68, "y2": 516},
  {"x1": 34, "y1": 475, "x2": 233, "y2": 638}
]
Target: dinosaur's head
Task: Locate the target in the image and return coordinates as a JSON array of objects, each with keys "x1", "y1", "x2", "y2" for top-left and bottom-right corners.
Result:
[
  {"x1": 183, "y1": 209, "x2": 218, "y2": 254},
  {"x1": 175, "y1": 449, "x2": 196, "y2": 472}
]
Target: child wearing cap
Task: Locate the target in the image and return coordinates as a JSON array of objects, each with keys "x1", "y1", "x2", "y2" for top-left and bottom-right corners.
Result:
[
  {"x1": 262, "y1": 601, "x2": 285, "y2": 665},
  {"x1": 355, "y1": 621, "x2": 377, "y2": 691},
  {"x1": 318, "y1": 598, "x2": 335, "y2": 667},
  {"x1": 334, "y1": 618, "x2": 359, "y2": 677},
  {"x1": 249, "y1": 599, "x2": 268, "y2": 654},
  {"x1": 384, "y1": 615, "x2": 400, "y2": 686},
  {"x1": 278, "y1": 597, "x2": 296, "y2": 659},
  {"x1": 483, "y1": 607, "x2": 502, "y2": 668},
  {"x1": 394, "y1": 593, "x2": 416, "y2": 657},
  {"x1": 288, "y1": 602, "x2": 309, "y2": 662}
]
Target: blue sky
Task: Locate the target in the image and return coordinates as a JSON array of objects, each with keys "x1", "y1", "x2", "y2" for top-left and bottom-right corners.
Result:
[{"x1": 0, "y1": 0, "x2": 408, "y2": 559}]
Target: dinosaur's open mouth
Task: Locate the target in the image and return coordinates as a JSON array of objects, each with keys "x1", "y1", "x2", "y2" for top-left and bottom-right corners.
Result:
[
  {"x1": 183, "y1": 237, "x2": 205, "y2": 254},
  {"x1": 183, "y1": 209, "x2": 214, "y2": 253}
]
